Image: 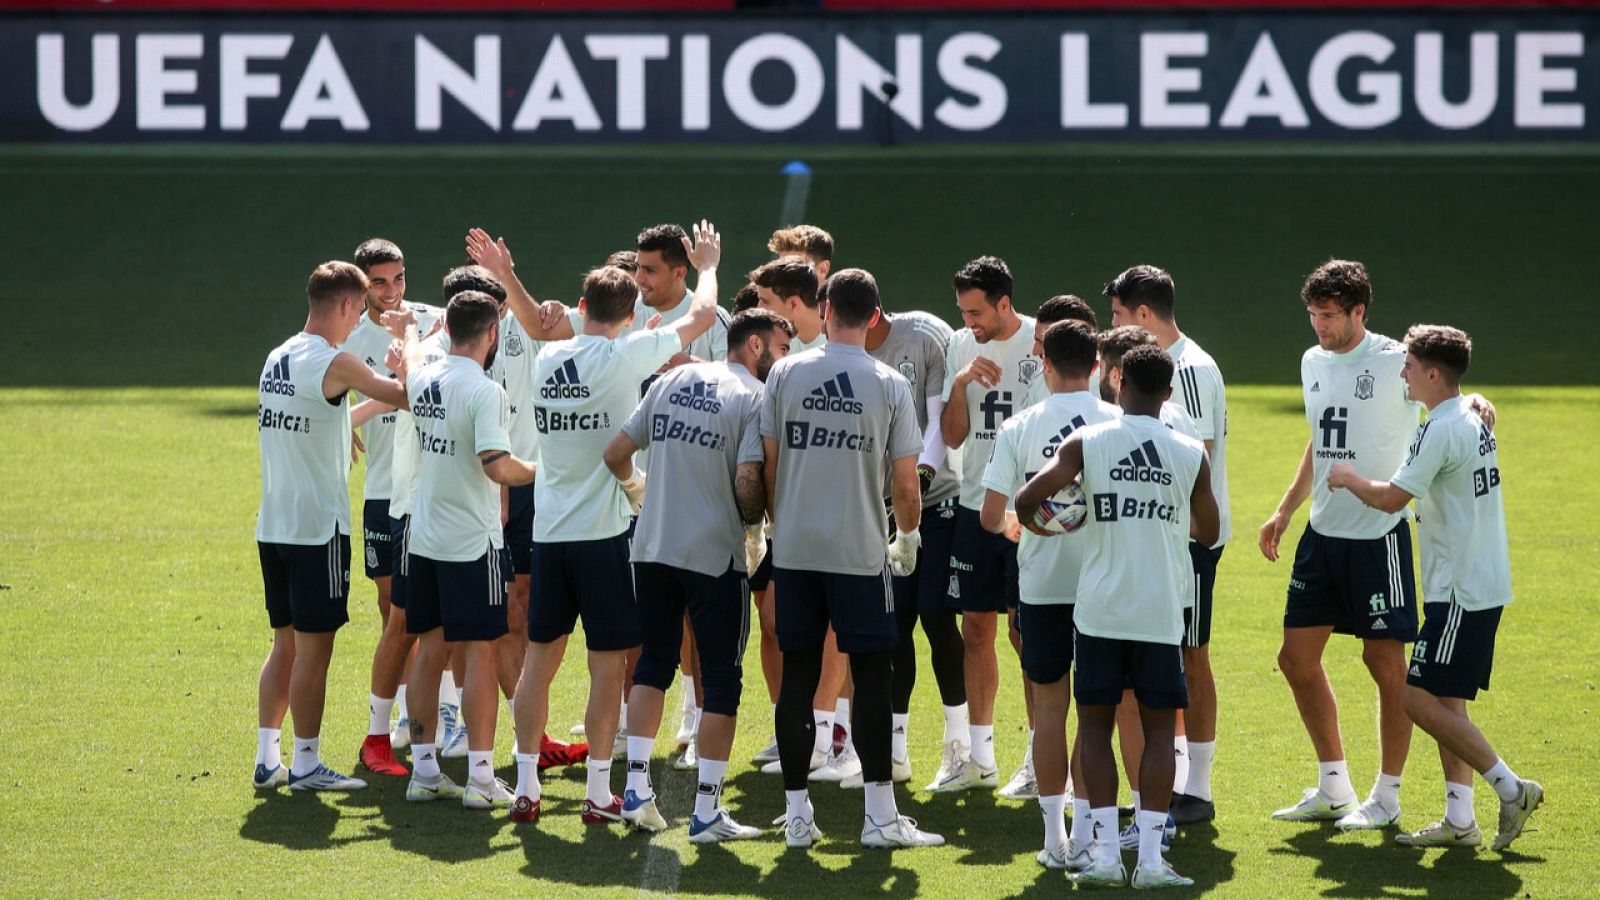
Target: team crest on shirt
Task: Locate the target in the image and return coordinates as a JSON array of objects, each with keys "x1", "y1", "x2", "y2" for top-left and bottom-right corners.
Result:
[
  {"x1": 365, "y1": 545, "x2": 378, "y2": 570},
  {"x1": 1354, "y1": 371, "x2": 1375, "y2": 400},
  {"x1": 897, "y1": 360, "x2": 917, "y2": 387},
  {"x1": 1017, "y1": 357, "x2": 1042, "y2": 386},
  {"x1": 504, "y1": 332, "x2": 525, "y2": 357}
]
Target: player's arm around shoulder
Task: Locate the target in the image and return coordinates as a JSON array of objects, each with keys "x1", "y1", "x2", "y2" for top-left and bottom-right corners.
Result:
[{"x1": 1017, "y1": 432, "x2": 1084, "y2": 530}]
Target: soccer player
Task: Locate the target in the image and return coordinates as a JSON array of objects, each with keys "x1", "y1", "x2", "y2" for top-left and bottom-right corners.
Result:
[
  {"x1": 1024, "y1": 294, "x2": 1098, "y2": 407},
  {"x1": 768, "y1": 224, "x2": 834, "y2": 284},
  {"x1": 732, "y1": 282, "x2": 761, "y2": 314},
  {"x1": 603, "y1": 308, "x2": 794, "y2": 841},
  {"x1": 1106, "y1": 266, "x2": 1229, "y2": 824},
  {"x1": 253, "y1": 260, "x2": 419, "y2": 792},
  {"x1": 980, "y1": 320, "x2": 1119, "y2": 869},
  {"x1": 755, "y1": 254, "x2": 828, "y2": 353},
  {"x1": 935, "y1": 255, "x2": 1040, "y2": 796},
  {"x1": 1327, "y1": 325, "x2": 1540, "y2": 851},
  {"x1": 466, "y1": 223, "x2": 722, "y2": 824},
  {"x1": 1261, "y1": 260, "x2": 1493, "y2": 830},
  {"x1": 1016, "y1": 345, "x2": 1218, "y2": 889},
  {"x1": 763, "y1": 268, "x2": 942, "y2": 849},
  {"x1": 399, "y1": 291, "x2": 538, "y2": 809}
]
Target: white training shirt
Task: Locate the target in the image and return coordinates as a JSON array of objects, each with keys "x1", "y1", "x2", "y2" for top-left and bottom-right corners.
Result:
[
  {"x1": 339, "y1": 303, "x2": 444, "y2": 501},
  {"x1": 981, "y1": 391, "x2": 1120, "y2": 605},
  {"x1": 532, "y1": 329, "x2": 683, "y2": 543},
  {"x1": 405, "y1": 355, "x2": 512, "y2": 562},
  {"x1": 566, "y1": 291, "x2": 729, "y2": 365},
  {"x1": 256, "y1": 333, "x2": 352, "y2": 544},
  {"x1": 1302, "y1": 331, "x2": 1424, "y2": 539},
  {"x1": 496, "y1": 312, "x2": 546, "y2": 461},
  {"x1": 1167, "y1": 335, "x2": 1230, "y2": 548},
  {"x1": 387, "y1": 335, "x2": 449, "y2": 521},
  {"x1": 791, "y1": 331, "x2": 828, "y2": 354},
  {"x1": 943, "y1": 316, "x2": 1041, "y2": 510},
  {"x1": 1390, "y1": 395, "x2": 1512, "y2": 611}
]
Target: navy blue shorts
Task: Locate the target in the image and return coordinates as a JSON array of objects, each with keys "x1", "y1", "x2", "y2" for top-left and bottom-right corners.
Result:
[
  {"x1": 946, "y1": 505, "x2": 1019, "y2": 614},
  {"x1": 1183, "y1": 542, "x2": 1224, "y2": 648},
  {"x1": 892, "y1": 498, "x2": 959, "y2": 615},
  {"x1": 504, "y1": 484, "x2": 535, "y2": 576},
  {"x1": 1073, "y1": 632, "x2": 1187, "y2": 710},
  {"x1": 1408, "y1": 599, "x2": 1503, "y2": 701},
  {"x1": 1019, "y1": 602, "x2": 1074, "y2": 685},
  {"x1": 529, "y1": 535, "x2": 640, "y2": 651},
  {"x1": 259, "y1": 533, "x2": 350, "y2": 633},
  {"x1": 404, "y1": 547, "x2": 510, "y2": 642},
  {"x1": 1285, "y1": 521, "x2": 1418, "y2": 641},
  {"x1": 747, "y1": 539, "x2": 774, "y2": 593},
  {"x1": 361, "y1": 499, "x2": 396, "y2": 579},
  {"x1": 391, "y1": 515, "x2": 411, "y2": 611},
  {"x1": 774, "y1": 566, "x2": 898, "y2": 654},
  {"x1": 632, "y1": 562, "x2": 749, "y2": 716}
]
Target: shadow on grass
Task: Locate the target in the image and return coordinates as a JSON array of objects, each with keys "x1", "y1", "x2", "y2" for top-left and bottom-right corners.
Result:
[
  {"x1": 1267, "y1": 823, "x2": 1534, "y2": 898},
  {"x1": 239, "y1": 789, "x2": 387, "y2": 852}
]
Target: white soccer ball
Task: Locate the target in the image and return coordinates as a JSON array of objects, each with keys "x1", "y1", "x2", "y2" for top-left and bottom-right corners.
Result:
[{"x1": 1032, "y1": 483, "x2": 1088, "y2": 535}]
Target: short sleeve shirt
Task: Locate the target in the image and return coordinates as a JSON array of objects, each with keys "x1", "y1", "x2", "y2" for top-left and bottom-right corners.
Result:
[{"x1": 405, "y1": 355, "x2": 512, "y2": 562}]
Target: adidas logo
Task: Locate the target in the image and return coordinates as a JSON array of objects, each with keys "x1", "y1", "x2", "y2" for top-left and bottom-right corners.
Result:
[
  {"x1": 1111, "y1": 439, "x2": 1173, "y2": 485},
  {"x1": 365, "y1": 356, "x2": 378, "y2": 367},
  {"x1": 802, "y1": 372, "x2": 864, "y2": 414},
  {"x1": 669, "y1": 380, "x2": 722, "y2": 413},
  {"x1": 1041, "y1": 416, "x2": 1088, "y2": 458},
  {"x1": 474, "y1": 759, "x2": 490, "y2": 767},
  {"x1": 1310, "y1": 381, "x2": 1320, "y2": 392},
  {"x1": 412, "y1": 379, "x2": 447, "y2": 420},
  {"x1": 260, "y1": 354, "x2": 296, "y2": 396},
  {"x1": 1371, "y1": 617, "x2": 1387, "y2": 630},
  {"x1": 540, "y1": 358, "x2": 590, "y2": 399},
  {"x1": 1409, "y1": 665, "x2": 1422, "y2": 677},
  {"x1": 1447, "y1": 791, "x2": 1460, "y2": 799}
]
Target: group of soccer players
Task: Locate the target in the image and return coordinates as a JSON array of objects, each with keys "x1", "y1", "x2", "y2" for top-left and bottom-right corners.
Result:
[{"x1": 251, "y1": 219, "x2": 1542, "y2": 887}]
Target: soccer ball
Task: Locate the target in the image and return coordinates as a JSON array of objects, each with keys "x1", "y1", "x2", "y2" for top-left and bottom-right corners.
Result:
[{"x1": 1032, "y1": 484, "x2": 1088, "y2": 535}]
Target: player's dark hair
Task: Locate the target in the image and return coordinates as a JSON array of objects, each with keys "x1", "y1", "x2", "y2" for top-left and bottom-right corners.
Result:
[
  {"x1": 1301, "y1": 259, "x2": 1371, "y2": 315},
  {"x1": 636, "y1": 224, "x2": 689, "y2": 271},
  {"x1": 732, "y1": 282, "x2": 761, "y2": 313},
  {"x1": 768, "y1": 225, "x2": 835, "y2": 262},
  {"x1": 353, "y1": 238, "x2": 403, "y2": 272},
  {"x1": 1037, "y1": 294, "x2": 1098, "y2": 329},
  {"x1": 605, "y1": 249, "x2": 638, "y2": 273},
  {"x1": 1042, "y1": 320, "x2": 1099, "y2": 380},
  {"x1": 581, "y1": 265, "x2": 638, "y2": 324},
  {"x1": 1120, "y1": 344, "x2": 1175, "y2": 398},
  {"x1": 1404, "y1": 324, "x2": 1471, "y2": 384},
  {"x1": 952, "y1": 256, "x2": 1013, "y2": 304},
  {"x1": 442, "y1": 265, "x2": 506, "y2": 304},
  {"x1": 1097, "y1": 325, "x2": 1159, "y2": 369},
  {"x1": 729, "y1": 308, "x2": 796, "y2": 350},
  {"x1": 307, "y1": 261, "x2": 368, "y2": 308},
  {"x1": 1103, "y1": 265, "x2": 1175, "y2": 321},
  {"x1": 445, "y1": 291, "x2": 500, "y2": 347},
  {"x1": 821, "y1": 268, "x2": 880, "y2": 329},
  {"x1": 749, "y1": 258, "x2": 819, "y2": 309}
]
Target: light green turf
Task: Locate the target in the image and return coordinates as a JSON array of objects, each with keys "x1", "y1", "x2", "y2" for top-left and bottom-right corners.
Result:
[{"x1": 1, "y1": 385, "x2": 1594, "y2": 897}]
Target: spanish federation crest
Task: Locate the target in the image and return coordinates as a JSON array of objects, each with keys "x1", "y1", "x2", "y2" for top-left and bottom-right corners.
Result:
[
  {"x1": 1354, "y1": 371, "x2": 1374, "y2": 400},
  {"x1": 504, "y1": 331, "x2": 525, "y2": 357},
  {"x1": 897, "y1": 360, "x2": 917, "y2": 388},
  {"x1": 1018, "y1": 357, "x2": 1043, "y2": 386}
]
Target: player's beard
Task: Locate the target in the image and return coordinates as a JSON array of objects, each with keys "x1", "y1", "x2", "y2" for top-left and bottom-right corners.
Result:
[
  {"x1": 1099, "y1": 376, "x2": 1116, "y2": 404},
  {"x1": 483, "y1": 344, "x2": 497, "y2": 372}
]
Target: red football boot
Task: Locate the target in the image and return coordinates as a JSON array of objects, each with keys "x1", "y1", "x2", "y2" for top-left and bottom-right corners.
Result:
[
  {"x1": 358, "y1": 734, "x2": 408, "y2": 776},
  {"x1": 539, "y1": 733, "x2": 589, "y2": 771}
]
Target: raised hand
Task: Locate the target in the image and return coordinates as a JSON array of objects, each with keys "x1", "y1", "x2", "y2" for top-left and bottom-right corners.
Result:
[
  {"x1": 683, "y1": 219, "x2": 722, "y2": 272},
  {"x1": 465, "y1": 227, "x2": 515, "y2": 280}
]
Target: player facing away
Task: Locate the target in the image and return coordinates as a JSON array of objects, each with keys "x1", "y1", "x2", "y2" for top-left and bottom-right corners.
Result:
[
  {"x1": 761, "y1": 268, "x2": 942, "y2": 849},
  {"x1": 1106, "y1": 266, "x2": 1230, "y2": 825},
  {"x1": 1327, "y1": 325, "x2": 1541, "y2": 851},
  {"x1": 979, "y1": 320, "x2": 1119, "y2": 871},
  {"x1": 399, "y1": 292, "x2": 537, "y2": 809},
  {"x1": 254, "y1": 261, "x2": 420, "y2": 792},
  {"x1": 603, "y1": 309, "x2": 795, "y2": 842},
  {"x1": 1017, "y1": 345, "x2": 1218, "y2": 889},
  {"x1": 468, "y1": 225, "x2": 722, "y2": 825},
  {"x1": 936, "y1": 255, "x2": 1041, "y2": 796}
]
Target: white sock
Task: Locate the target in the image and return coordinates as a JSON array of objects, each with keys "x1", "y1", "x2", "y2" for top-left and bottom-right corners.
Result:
[
  {"x1": 1445, "y1": 781, "x2": 1475, "y2": 826},
  {"x1": 835, "y1": 699, "x2": 852, "y2": 744},
  {"x1": 1186, "y1": 740, "x2": 1216, "y2": 801},
  {"x1": 970, "y1": 724, "x2": 996, "y2": 769},
  {"x1": 586, "y1": 757, "x2": 614, "y2": 806},
  {"x1": 514, "y1": 751, "x2": 540, "y2": 801},
  {"x1": 395, "y1": 684, "x2": 408, "y2": 721},
  {"x1": 891, "y1": 713, "x2": 910, "y2": 761},
  {"x1": 695, "y1": 758, "x2": 729, "y2": 821},
  {"x1": 626, "y1": 736, "x2": 656, "y2": 798},
  {"x1": 1090, "y1": 807, "x2": 1120, "y2": 867},
  {"x1": 812, "y1": 710, "x2": 834, "y2": 756},
  {"x1": 1023, "y1": 728, "x2": 1035, "y2": 766},
  {"x1": 256, "y1": 728, "x2": 281, "y2": 769},
  {"x1": 1136, "y1": 810, "x2": 1167, "y2": 871},
  {"x1": 1373, "y1": 772, "x2": 1403, "y2": 809},
  {"x1": 863, "y1": 781, "x2": 897, "y2": 823},
  {"x1": 618, "y1": 697, "x2": 629, "y2": 734},
  {"x1": 785, "y1": 788, "x2": 813, "y2": 823},
  {"x1": 1485, "y1": 759, "x2": 1521, "y2": 802},
  {"x1": 681, "y1": 676, "x2": 697, "y2": 712},
  {"x1": 412, "y1": 744, "x2": 440, "y2": 780},
  {"x1": 1131, "y1": 790, "x2": 1141, "y2": 813},
  {"x1": 368, "y1": 693, "x2": 395, "y2": 737},
  {"x1": 467, "y1": 750, "x2": 494, "y2": 787},
  {"x1": 1070, "y1": 798, "x2": 1093, "y2": 847},
  {"x1": 1319, "y1": 760, "x2": 1356, "y2": 801},
  {"x1": 1040, "y1": 793, "x2": 1067, "y2": 848},
  {"x1": 290, "y1": 736, "x2": 320, "y2": 777},
  {"x1": 943, "y1": 704, "x2": 969, "y2": 746},
  {"x1": 455, "y1": 685, "x2": 466, "y2": 709},
  {"x1": 439, "y1": 671, "x2": 458, "y2": 707},
  {"x1": 1172, "y1": 735, "x2": 1189, "y2": 793}
]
